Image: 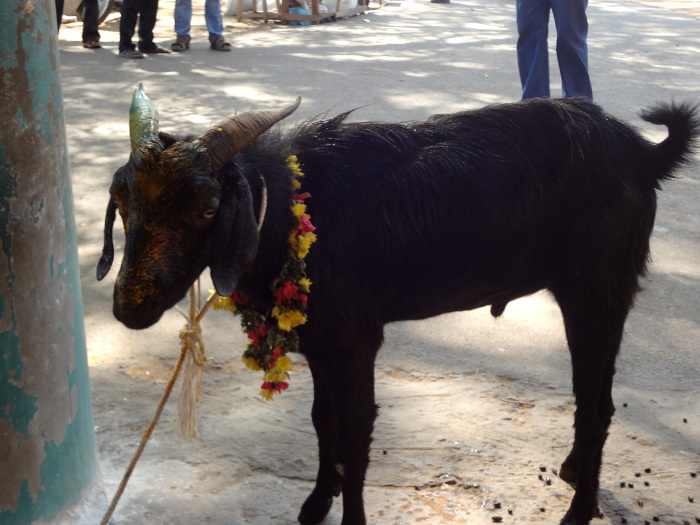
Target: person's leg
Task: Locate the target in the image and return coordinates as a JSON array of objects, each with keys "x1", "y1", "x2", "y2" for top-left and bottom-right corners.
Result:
[
  {"x1": 119, "y1": 0, "x2": 139, "y2": 52},
  {"x1": 82, "y1": 0, "x2": 101, "y2": 44},
  {"x1": 174, "y1": 0, "x2": 193, "y2": 37},
  {"x1": 516, "y1": 0, "x2": 552, "y2": 99},
  {"x1": 137, "y1": 0, "x2": 158, "y2": 48},
  {"x1": 204, "y1": 0, "x2": 223, "y2": 38},
  {"x1": 205, "y1": 0, "x2": 231, "y2": 50},
  {"x1": 551, "y1": 0, "x2": 592, "y2": 100},
  {"x1": 55, "y1": 0, "x2": 65, "y2": 31}
]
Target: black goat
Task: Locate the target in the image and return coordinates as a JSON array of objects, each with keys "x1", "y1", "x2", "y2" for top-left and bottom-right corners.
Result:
[{"x1": 98, "y1": 90, "x2": 699, "y2": 525}]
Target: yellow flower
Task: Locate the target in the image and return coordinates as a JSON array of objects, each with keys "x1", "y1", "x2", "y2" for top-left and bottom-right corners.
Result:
[
  {"x1": 210, "y1": 292, "x2": 237, "y2": 313},
  {"x1": 286, "y1": 155, "x2": 304, "y2": 177},
  {"x1": 292, "y1": 203, "x2": 307, "y2": 217},
  {"x1": 298, "y1": 278, "x2": 312, "y2": 293},
  {"x1": 264, "y1": 367, "x2": 289, "y2": 383},
  {"x1": 289, "y1": 232, "x2": 317, "y2": 259},
  {"x1": 272, "y1": 306, "x2": 307, "y2": 331},
  {"x1": 260, "y1": 388, "x2": 274, "y2": 401},
  {"x1": 276, "y1": 355, "x2": 293, "y2": 373},
  {"x1": 242, "y1": 356, "x2": 262, "y2": 371}
]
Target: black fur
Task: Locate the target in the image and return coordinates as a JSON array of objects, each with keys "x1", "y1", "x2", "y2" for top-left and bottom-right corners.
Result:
[{"x1": 101, "y1": 97, "x2": 699, "y2": 525}]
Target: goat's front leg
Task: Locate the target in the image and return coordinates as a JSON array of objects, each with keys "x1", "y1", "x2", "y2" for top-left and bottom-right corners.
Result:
[
  {"x1": 298, "y1": 362, "x2": 342, "y2": 525},
  {"x1": 301, "y1": 344, "x2": 378, "y2": 525}
]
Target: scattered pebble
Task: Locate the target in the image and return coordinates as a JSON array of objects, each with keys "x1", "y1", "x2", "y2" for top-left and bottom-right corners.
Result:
[
  {"x1": 620, "y1": 482, "x2": 627, "y2": 488},
  {"x1": 644, "y1": 481, "x2": 650, "y2": 487},
  {"x1": 645, "y1": 468, "x2": 652, "y2": 474},
  {"x1": 540, "y1": 466, "x2": 547, "y2": 472},
  {"x1": 690, "y1": 497, "x2": 695, "y2": 503},
  {"x1": 629, "y1": 483, "x2": 635, "y2": 489},
  {"x1": 494, "y1": 502, "x2": 501, "y2": 509},
  {"x1": 545, "y1": 477, "x2": 552, "y2": 486},
  {"x1": 638, "y1": 499, "x2": 644, "y2": 508},
  {"x1": 539, "y1": 507, "x2": 546, "y2": 513},
  {"x1": 653, "y1": 517, "x2": 660, "y2": 522},
  {"x1": 636, "y1": 472, "x2": 642, "y2": 477},
  {"x1": 692, "y1": 472, "x2": 697, "y2": 478},
  {"x1": 492, "y1": 517, "x2": 503, "y2": 523}
]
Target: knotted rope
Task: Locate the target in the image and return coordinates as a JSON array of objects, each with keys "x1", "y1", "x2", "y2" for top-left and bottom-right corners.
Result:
[{"x1": 99, "y1": 280, "x2": 216, "y2": 525}]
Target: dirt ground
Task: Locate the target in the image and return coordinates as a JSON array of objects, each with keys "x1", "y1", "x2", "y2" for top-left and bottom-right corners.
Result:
[{"x1": 52, "y1": 0, "x2": 700, "y2": 523}]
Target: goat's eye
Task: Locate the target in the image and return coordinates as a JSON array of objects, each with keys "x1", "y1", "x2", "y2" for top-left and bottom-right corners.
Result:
[{"x1": 203, "y1": 209, "x2": 216, "y2": 219}]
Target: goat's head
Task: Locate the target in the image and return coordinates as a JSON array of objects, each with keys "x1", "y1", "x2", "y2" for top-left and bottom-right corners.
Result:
[{"x1": 97, "y1": 85, "x2": 300, "y2": 329}]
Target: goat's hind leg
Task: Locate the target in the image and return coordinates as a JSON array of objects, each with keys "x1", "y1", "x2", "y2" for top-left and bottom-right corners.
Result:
[{"x1": 553, "y1": 286, "x2": 632, "y2": 525}]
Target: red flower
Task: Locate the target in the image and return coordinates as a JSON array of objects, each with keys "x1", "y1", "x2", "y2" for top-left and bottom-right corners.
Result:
[
  {"x1": 274, "y1": 281, "x2": 299, "y2": 303},
  {"x1": 298, "y1": 293, "x2": 308, "y2": 303},
  {"x1": 247, "y1": 323, "x2": 269, "y2": 347},
  {"x1": 229, "y1": 292, "x2": 247, "y2": 305},
  {"x1": 261, "y1": 381, "x2": 289, "y2": 393}
]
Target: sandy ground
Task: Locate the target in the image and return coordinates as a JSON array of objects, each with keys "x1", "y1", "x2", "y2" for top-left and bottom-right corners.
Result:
[{"x1": 53, "y1": 0, "x2": 700, "y2": 523}]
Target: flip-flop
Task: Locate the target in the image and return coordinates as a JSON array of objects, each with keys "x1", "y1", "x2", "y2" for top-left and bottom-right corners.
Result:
[
  {"x1": 83, "y1": 40, "x2": 102, "y2": 49},
  {"x1": 139, "y1": 45, "x2": 172, "y2": 54},
  {"x1": 119, "y1": 49, "x2": 146, "y2": 59}
]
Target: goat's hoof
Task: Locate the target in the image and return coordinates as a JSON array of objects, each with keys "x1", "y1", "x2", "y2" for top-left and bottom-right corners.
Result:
[
  {"x1": 298, "y1": 491, "x2": 334, "y2": 525},
  {"x1": 560, "y1": 502, "x2": 601, "y2": 524}
]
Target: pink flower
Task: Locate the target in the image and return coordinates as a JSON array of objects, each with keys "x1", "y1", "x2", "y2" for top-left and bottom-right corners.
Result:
[
  {"x1": 294, "y1": 192, "x2": 311, "y2": 203},
  {"x1": 297, "y1": 214, "x2": 316, "y2": 234}
]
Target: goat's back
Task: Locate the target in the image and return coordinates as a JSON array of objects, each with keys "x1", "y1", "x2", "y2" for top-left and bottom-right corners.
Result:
[{"x1": 262, "y1": 99, "x2": 698, "y2": 324}]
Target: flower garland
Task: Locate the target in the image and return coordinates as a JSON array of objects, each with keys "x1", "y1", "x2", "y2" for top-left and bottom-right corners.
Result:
[{"x1": 211, "y1": 155, "x2": 317, "y2": 400}]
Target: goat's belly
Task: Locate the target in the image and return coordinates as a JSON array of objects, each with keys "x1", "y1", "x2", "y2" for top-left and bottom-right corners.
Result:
[{"x1": 384, "y1": 283, "x2": 545, "y2": 323}]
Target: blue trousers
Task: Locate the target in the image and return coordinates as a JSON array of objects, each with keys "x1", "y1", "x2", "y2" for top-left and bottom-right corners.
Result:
[
  {"x1": 174, "y1": 0, "x2": 224, "y2": 39},
  {"x1": 516, "y1": 0, "x2": 592, "y2": 101}
]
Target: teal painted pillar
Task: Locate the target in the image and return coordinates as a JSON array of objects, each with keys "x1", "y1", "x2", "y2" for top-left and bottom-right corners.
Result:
[{"x1": 0, "y1": 1, "x2": 99, "y2": 524}]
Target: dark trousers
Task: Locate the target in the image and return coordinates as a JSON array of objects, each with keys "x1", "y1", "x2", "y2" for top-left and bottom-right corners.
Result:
[
  {"x1": 119, "y1": 0, "x2": 159, "y2": 52},
  {"x1": 82, "y1": 0, "x2": 101, "y2": 42},
  {"x1": 55, "y1": 0, "x2": 64, "y2": 30}
]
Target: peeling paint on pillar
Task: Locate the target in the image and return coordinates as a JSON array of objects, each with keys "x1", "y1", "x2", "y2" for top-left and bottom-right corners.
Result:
[{"x1": 0, "y1": 1, "x2": 98, "y2": 523}]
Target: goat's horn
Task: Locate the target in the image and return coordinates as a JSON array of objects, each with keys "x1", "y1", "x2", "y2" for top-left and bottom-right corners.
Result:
[
  {"x1": 198, "y1": 97, "x2": 301, "y2": 171},
  {"x1": 129, "y1": 83, "x2": 159, "y2": 150}
]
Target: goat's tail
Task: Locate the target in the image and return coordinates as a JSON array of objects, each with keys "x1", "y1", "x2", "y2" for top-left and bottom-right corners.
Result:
[{"x1": 640, "y1": 101, "x2": 700, "y2": 184}]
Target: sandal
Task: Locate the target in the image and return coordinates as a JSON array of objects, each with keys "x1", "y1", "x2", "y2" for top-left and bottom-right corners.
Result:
[
  {"x1": 119, "y1": 49, "x2": 146, "y2": 59},
  {"x1": 83, "y1": 40, "x2": 102, "y2": 49},
  {"x1": 171, "y1": 35, "x2": 190, "y2": 52},
  {"x1": 209, "y1": 35, "x2": 231, "y2": 52}
]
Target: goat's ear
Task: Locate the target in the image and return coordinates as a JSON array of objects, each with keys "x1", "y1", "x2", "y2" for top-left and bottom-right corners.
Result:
[
  {"x1": 96, "y1": 198, "x2": 117, "y2": 280},
  {"x1": 209, "y1": 172, "x2": 260, "y2": 297}
]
